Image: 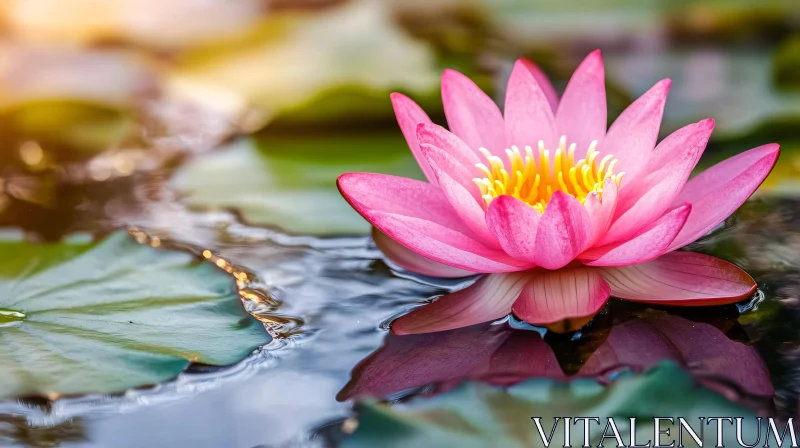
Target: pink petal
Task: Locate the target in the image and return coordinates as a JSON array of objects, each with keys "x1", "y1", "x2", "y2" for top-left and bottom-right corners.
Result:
[
  {"x1": 416, "y1": 138, "x2": 479, "y2": 202},
  {"x1": 602, "y1": 119, "x2": 713, "y2": 244},
  {"x1": 416, "y1": 122, "x2": 481, "y2": 171},
  {"x1": 601, "y1": 79, "x2": 671, "y2": 182},
  {"x1": 390, "y1": 93, "x2": 437, "y2": 185},
  {"x1": 505, "y1": 59, "x2": 558, "y2": 150},
  {"x1": 339, "y1": 173, "x2": 521, "y2": 272},
  {"x1": 392, "y1": 272, "x2": 531, "y2": 335},
  {"x1": 373, "y1": 228, "x2": 475, "y2": 278},
  {"x1": 642, "y1": 118, "x2": 714, "y2": 176},
  {"x1": 599, "y1": 251, "x2": 757, "y2": 305},
  {"x1": 533, "y1": 191, "x2": 591, "y2": 270},
  {"x1": 667, "y1": 143, "x2": 780, "y2": 251},
  {"x1": 485, "y1": 195, "x2": 540, "y2": 263},
  {"x1": 584, "y1": 177, "x2": 619, "y2": 247},
  {"x1": 601, "y1": 120, "x2": 714, "y2": 244},
  {"x1": 512, "y1": 267, "x2": 611, "y2": 333},
  {"x1": 600, "y1": 178, "x2": 682, "y2": 245},
  {"x1": 582, "y1": 204, "x2": 691, "y2": 267},
  {"x1": 421, "y1": 144, "x2": 498, "y2": 246},
  {"x1": 441, "y1": 69, "x2": 506, "y2": 154},
  {"x1": 555, "y1": 50, "x2": 606, "y2": 157},
  {"x1": 519, "y1": 57, "x2": 559, "y2": 113},
  {"x1": 367, "y1": 211, "x2": 528, "y2": 273},
  {"x1": 337, "y1": 172, "x2": 472, "y2": 234}
]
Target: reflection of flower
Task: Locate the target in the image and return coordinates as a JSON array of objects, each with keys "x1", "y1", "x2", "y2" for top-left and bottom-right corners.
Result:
[
  {"x1": 338, "y1": 50, "x2": 778, "y2": 333},
  {"x1": 337, "y1": 311, "x2": 773, "y2": 402}
]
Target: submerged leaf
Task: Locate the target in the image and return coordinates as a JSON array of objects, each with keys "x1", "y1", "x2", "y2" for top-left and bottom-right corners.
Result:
[{"x1": 0, "y1": 231, "x2": 269, "y2": 399}]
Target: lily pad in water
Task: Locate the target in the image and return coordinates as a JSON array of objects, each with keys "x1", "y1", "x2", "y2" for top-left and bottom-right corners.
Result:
[
  {"x1": 0, "y1": 231, "x2": 269, "y2": 399},
  {"x1": 344, "y1": 361, "x2": 761, "y2": 448},
  {"x1": 171, "y1": 136, "x2": 423, "y2": 236}
]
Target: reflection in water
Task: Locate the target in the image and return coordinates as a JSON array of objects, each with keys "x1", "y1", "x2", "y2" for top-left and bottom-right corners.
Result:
[
  {"x1": 697, "y1": 198, "x2": 800, "y2": 421},
  {"x1": 0, "y1": 174, "x2": 152, "y2": 241},
  {"x1": 339, "y1": 307, "x2": 774, "y2": 410},
  {"x1": 342, "y1": 361, "x2": 768, "y2": 448},
  {"x1": 0, "y1": 415, "x2": 86, "y2": 447}
]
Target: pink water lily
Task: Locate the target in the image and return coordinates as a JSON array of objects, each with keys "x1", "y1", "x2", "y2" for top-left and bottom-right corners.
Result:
[{"x1": 337, "y1": 50, "x2": 779, "y2": 334}]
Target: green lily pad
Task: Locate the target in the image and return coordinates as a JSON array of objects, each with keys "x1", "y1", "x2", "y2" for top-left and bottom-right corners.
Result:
[
  {"x1": 170, "y1": 136, "x2": 423, "y2": 236},
  {"x1": 0, "y1": 231, "x2": 269, "y2": 399},
  {"x1": 344, "y1": 361, "x2": 762, "y2": 448}
]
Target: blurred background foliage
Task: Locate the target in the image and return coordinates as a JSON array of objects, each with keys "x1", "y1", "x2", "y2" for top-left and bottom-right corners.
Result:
[{"x1": 0, "y1": 0, "x2": 799, "y2": 234}]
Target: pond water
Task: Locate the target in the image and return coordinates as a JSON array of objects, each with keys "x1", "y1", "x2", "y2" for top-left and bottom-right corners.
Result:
[{"x1": 1, "y1": 1, "x2": 800, "y2": 447}]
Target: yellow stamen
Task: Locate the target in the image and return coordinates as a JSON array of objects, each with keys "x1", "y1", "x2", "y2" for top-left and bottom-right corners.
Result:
[
  {"x1": 596, "y1": 154, "x2": 614, "y2": 178},
  {"x1": 554, "y1": 147, "x2": 563, "y2": 178},
  {"x1": 473, "y1": 135, "x2": 624, "y2": 211},
  {"x1": 494, "y1": 179, "x2": 506, "y2": 195},
  {"x1": 569, "y1": 167, "x2": 587, "y2": 197},
  {"x1": 579, "y1": 165, "x2": 589, "y2": 186},
  {"x1": 476, "y1": 163, "x2": 493, "y2": 179}
]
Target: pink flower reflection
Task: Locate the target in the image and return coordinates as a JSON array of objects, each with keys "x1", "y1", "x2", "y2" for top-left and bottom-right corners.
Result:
[{"x1": 337, "y1": 311, "x2": 773, "y2": 403}]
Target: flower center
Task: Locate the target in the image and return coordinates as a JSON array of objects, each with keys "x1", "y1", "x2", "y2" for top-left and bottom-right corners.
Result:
[{"x1": 472, "y1": 136, "x2": 625, "y2": 213}]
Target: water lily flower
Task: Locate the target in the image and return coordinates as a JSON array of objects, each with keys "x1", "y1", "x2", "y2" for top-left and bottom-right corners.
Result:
[{"x1": 337, "y1": 50, "x2": 779, "y2": 334}]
